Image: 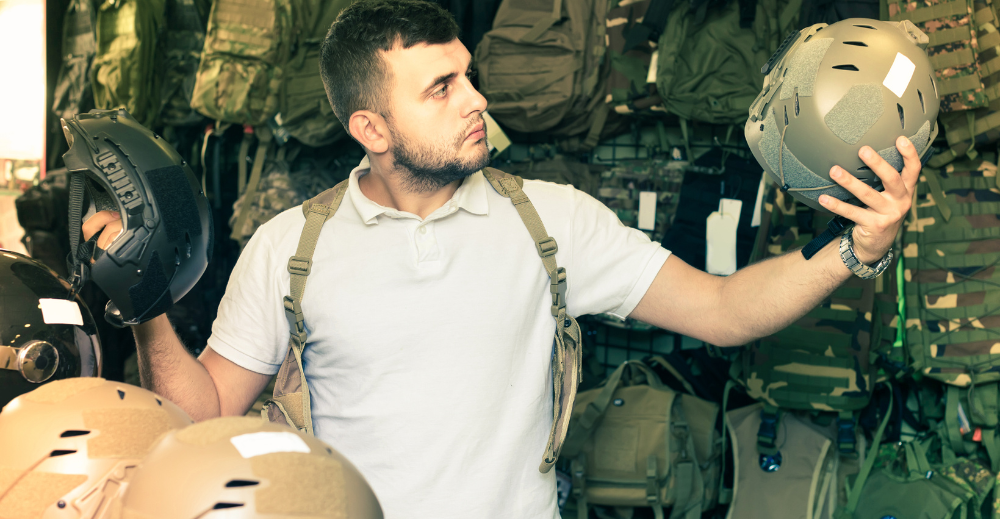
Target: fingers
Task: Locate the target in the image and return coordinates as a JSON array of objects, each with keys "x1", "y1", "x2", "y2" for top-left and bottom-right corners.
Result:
[
  {"x1": 858, "y1": 145, "x2": 906, "y2": 198},
  {"x1": 97, "y1": 220, "x2": 123, "y2": 250},
  {"x1": 895, "y1": 135, "x2": 922, "y2": 192},
  {"x1": 818, "y1": 194, "x2": 869, "y2": 225},
  {"x1": 826, "y1": 166, "x2": 887, "y2": 212},
  {"x1": 82, "y1": 210, "x2": 120, "y2": 241}
]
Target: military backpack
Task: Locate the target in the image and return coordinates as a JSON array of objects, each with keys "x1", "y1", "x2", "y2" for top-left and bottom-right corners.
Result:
[
  {"x1": 158, "y1": 0, "x2": 209, "y2": 127},
  {"x1": 51, "y1": 0, "x2": 98, "y2": 166}
]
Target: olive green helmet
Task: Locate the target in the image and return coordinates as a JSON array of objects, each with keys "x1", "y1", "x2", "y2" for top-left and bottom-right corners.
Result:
[
  {"x1": 109, "y1": 417, "x2": 383, "y2": 519},
  {"x1": 745, "y1": 18, "x2": 939, "y2": 211},
  {"x1": 0, "y1": 378, "x2": 193, "y2": 519}
]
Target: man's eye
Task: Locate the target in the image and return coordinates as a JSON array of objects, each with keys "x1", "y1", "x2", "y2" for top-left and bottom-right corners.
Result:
[
  {"x1": 432, "y1": 85, "x2": 449, "y2": 98},
  {"x1": 466, "y1": 69, "x2": 478, "y2": 81}
]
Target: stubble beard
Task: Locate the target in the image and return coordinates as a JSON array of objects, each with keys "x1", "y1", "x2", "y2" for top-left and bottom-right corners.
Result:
[{"x1": 388, "y1": 116, "x2": 491, "y2": 193}]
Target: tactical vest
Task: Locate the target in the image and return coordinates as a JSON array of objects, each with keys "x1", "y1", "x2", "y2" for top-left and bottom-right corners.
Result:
[
  {"x1": 733, "y1": 187, "x2": 880, "y2": 457},
  {"x1": 90, "y1": 0, "x2": 165, "y2": 128},
  {"x1": 475, "y1": 0, "x2": 612, "y2": 149},
  {"x1": 596, "y1": 159, "x2": 687, "y2": 245},
  {"x1": 902, "y1": 158, "x2": 1000, "y2": 471},
  {"x1": 158, "y1": 0, "x2": 208, "y2": 127},
  {"x1": 261, "y1": 168, "x2": 584, "y2": 474},
  {"x1": 561, "y1": 360, "x2": 721, "y2": 519}
]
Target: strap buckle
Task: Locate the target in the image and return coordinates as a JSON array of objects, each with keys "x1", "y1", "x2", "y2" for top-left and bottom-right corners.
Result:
[
  {"x1": 550, "y1": 267, "x2": 568, "y2": 317},
  {"x1": 283, "y1": 295, "x2": 306, "y2": 342},
  {"x1": 837, "y1": 417, "x2": 857, "y2": 455},
  {"x1": 287, "y1": 256, "x2": 312, "y2": 276},
  {"x1": 536, "y1": 236, "x2": 559, "y2": 258},
  {"x1": 757, "y1": 408, "x2": 780, "y2": 448}
]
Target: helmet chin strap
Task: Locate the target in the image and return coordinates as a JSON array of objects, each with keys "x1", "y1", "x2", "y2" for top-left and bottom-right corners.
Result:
[{"x1": 66, "y1": 172, "x2": 92, "y2": 294}]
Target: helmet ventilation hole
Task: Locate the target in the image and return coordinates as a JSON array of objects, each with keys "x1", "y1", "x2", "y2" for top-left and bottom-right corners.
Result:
[
  {"x1": 931, "y1": 75, "x2": 938, "y2": 97},
  {"x1": 225, "y1": 480, "x2": 260, "y2": 488},
  {"x1": 804, "y1": 34, "x2": 814, "y2": 42},
  {"x1": 175, "y1": 247, "x2": 182, "y2": 267},
  {"x1": 832, "y1": 64, "x2": 859, "y2": 71},
  {"x1": 60, "y1": 430, "x2": 90, "y2": 438},
  {"x1": 897, "y1": 104, "x2": 905, "y2": 129},
  {"x1": 854, "y1": 24, "x2": 876, "y2": 29},
  {"x1": 858, "y1": 166, "x2": 872, "y2": 172},
  {"x1": 184, "y1": 232, "x2": 192, "y2": 259},
  {"x1": 843, "y1": 41, "x2": 868, "y2": 47},
  {"x1": 759, "y1": 123, "x2": 764, "y2": 131},
  {"x1": 155, "y1": 398, "x2": 162, "y2": 406},
  {"x1": 117, "y1": 389, "x2": 126, "y2": 400},
  {"x1": 212, "y1": 503, "x2": 244, "y2": 510},
  {"x1": 50, "y1": 450, "x2": 77, "y2": 457},
  {"x1": 784, "y1": 106, "x2": 789, "y2": 126},
  {"x1": 794, "y1": 91, "x2": 800, "y2": 116},
  {"x1": 918, "y1": 90, "x2": 925, "y2": 113}
]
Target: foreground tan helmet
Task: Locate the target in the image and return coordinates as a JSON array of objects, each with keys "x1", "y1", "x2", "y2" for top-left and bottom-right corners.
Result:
[
  {"x1": 0, "y1": 378, "x2": 193, "y2": 519},
  {"x1": 110, "y1": 417, "x2": 383, "y2": 519}
]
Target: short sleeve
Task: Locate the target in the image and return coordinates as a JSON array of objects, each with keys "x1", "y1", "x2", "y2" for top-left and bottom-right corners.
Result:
[
  {"x1": 563, "y1": 189, "x2": 671, "y2": 320},
  {"x1": 206, "y1": 216, "x2": 297, "y2": 375}
]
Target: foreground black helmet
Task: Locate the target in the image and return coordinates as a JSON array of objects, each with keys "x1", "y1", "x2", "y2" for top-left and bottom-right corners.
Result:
[
  {"x1": 61, "y1": 108, "x2": 212, "y2": 326},
  {"x1": 0, "y1": 249, "x2": 101, "y2": 408}
]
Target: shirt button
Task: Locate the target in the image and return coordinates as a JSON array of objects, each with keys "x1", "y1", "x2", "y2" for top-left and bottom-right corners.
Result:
[{"x1": 419, "y1": 227, "x2": 427, "y2": 235}]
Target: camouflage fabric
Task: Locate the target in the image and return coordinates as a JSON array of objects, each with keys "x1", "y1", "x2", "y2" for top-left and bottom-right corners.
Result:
[
  {"x1": 190, "y1": 0, "x2": 294, "y2": 126},
  {"x1": 502, "y1": 157, "x2": 604, "y2": 198},
  {"x1": 604, "y1": 0, "x2": 658, "y2": 122},
  {"x1": 596, "y1": 159, "x2": 686, "y2": 244},
  {"x1": 886, "y1": 0, "x2": 988, "y2": 113},
  {"x1": 158, "y1": 0, "x2": 207, "y2": 127},
  {"x1": 52, "y1": 0, "x2": 97, "y2": 124},
  {"x1": 90, "y1": 0, "x2": 166, "y2": 128},
  {"x1": 735, "y1": 187, "x2": 879, "y2": 413}
]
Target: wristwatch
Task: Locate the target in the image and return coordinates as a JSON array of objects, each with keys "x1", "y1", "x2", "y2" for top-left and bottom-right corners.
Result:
[{"x1": 839, "y1": 228, "x2": 893, "y2": 279}]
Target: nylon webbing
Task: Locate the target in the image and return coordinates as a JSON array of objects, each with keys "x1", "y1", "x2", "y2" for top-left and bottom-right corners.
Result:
[
  {"x1": 937, "y1": 73, "x2": 983, "y2": 96},
  {"x1": 928, "y1": 25, "x2": 973, "y2": 48},
  {"x1": 929, "y1": 48, "x2": 976, "y2": 70},
  {"x1": 230, "y1": 128, "x2": 273, "y2": 243},
  {"x1": 890, "y1": 0, "x2": 966, "y2": 23},
  {"x1": 520, "y1": 0, "x2": 563, "y2": 42},
  {"x1": 942, "y1": 110, "x2": 1000, "y2": 141},
  {"x1": 923, "y1": 168, "x2": 953, "y2": 222},
  {"x1": 838, "y1": 390, "x2": 893, "y2": 518}
]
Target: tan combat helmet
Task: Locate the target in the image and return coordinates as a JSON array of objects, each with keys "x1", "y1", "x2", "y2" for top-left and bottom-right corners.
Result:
[
  {"x1": 0, "y1": 377, "x2": 193, "y2": 519},
  {"x1": 109, "y1": 417, "x2": 383, "y2": 519}
]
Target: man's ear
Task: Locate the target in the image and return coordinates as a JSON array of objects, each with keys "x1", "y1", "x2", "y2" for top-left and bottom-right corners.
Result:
[{"x1": 349, "y1": 110, "x2": 389, "y2": 154}]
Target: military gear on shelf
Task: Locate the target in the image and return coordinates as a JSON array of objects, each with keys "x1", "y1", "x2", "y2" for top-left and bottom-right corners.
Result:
[
  {"x1": 113, "y1": 417, "x2": 383, "y2": 519},
  {"x1": 655, "y1": 0, "x2": 801, "y2": 125},
  {"x1": 502, "y1": 156, "x2": 604, "y2": 198},
  {"x1": 726, "y1": 403, "x2": 863, "y2": 519},
  {"x1": 61, "y1": 109, "x2": 213, "y2": 326},
  {"x1": 902, "y1": 158, "x2": 1000, "y2": 470},
  {"x1": 745, "y1": 19, "x2": 939, "y2": 212},
  {"x1": 158, "y1": 0, "x2": 209, "y2": 126},
  {"x1": 50, "y1": 0, "x2": 97, "y2": 166},
  {"x1": 475, "y1": 0, "x2": 612, "y2": 149},
  {"x1": 0, "y1": 378, "x2": 192, "y2": 519},
  {"x1": 843, "y1": 439, "x2": 994, "y2": 519},
  {"x1": 191, "y1": 0, "x2": 294, "y2": 126},
  {"x1": 605, "y1": 0, "x2": 661, "y2": 119},
  {"x1": 596, "y1": 159, "x2": 687, "y2": 244},
  {"x1": 0, "y1": 251, "x2": 101, "y2": 409},
  {"x1": 262, "y1": 167, "x2": 583, "y2": 475},
  {"x1": 885, "y1": 0, "x2": 987, "y2": 113},
  {"x1": 734, "y1": 188, "x2": 880, "y2": 457},
  {"x1": 798, "y1": 0, "x2": 880, "y2": 28},
  {"x1": 560, "y1": 360, "x2": 721, "y2": 519},
  {"x1": 90, "y1": 0, "x2": 165, "y2": 128}
]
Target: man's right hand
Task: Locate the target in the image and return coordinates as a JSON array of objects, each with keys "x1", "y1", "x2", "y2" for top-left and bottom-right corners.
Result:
[{"x1": 82, "y1": 210, "x2": 123, "y2": 252}]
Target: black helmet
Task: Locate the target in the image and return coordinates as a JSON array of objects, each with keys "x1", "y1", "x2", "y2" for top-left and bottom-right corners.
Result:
[
  {"x1": 0, "y1": 249, "x2": 101, "y2": 409},
  {"x1": 61, "y1": 108, "x2": 212, "y2": 326}
]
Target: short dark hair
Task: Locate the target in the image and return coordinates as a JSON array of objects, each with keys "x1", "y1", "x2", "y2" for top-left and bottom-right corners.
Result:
[{"x1": 320, "y1": 0, "x2": 460, "y2": 126}]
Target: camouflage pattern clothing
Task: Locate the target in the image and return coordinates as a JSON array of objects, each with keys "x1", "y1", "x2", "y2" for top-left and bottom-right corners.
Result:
[
  {"x1": 596, "y1": 159, "x2": 686, "y2": 245},
  {"x1": 887, "y1": 0, "x2": 988, "y2": 113},
  {"x1": 158, "y1": 0, "x2": 207, "y2": 127}
]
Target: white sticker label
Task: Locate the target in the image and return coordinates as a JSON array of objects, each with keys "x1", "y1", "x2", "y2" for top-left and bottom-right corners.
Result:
[
  {"x1": 720, "y1": 198, "x2": 743, "y2": 224},
  {"x1": 638, "y1": 191, "x2": 657, "y2": 230},
  {"x1": 751, "y1": 173, "x2": 767, "y2": 227},
  {"x1": 39, "y1": 299, "x2": 83, "y2": 326},
  {"x1": 883, "y1": 52, "x2": 916, "y2": 98},
  {"x1": 706, "y1": 211, "x2": 738, "y2": 276},
  {"x1": 230, "y1": 431, "x2": 311, "y2": 458},
  {"x1": 647, "y1": 51, "x2": 659, "y2": 84}
]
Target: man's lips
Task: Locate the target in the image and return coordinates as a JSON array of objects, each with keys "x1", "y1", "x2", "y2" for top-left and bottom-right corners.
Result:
[{"x1": 466, "y1": 122, "x2": 485, "y2": 141}]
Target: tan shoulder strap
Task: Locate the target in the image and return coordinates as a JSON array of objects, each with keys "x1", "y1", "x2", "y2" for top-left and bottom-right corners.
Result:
[
  {"x1": 482, "y1": 167, "x2": 583, "y2": 473},
  {"x1": 262, "y1": 180, "x2": 348, "y2": 434}
]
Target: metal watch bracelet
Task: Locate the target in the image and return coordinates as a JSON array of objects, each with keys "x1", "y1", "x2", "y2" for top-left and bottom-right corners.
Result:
[{"x1": 839, "y1": 228, "x2": 893, "y2": 280}]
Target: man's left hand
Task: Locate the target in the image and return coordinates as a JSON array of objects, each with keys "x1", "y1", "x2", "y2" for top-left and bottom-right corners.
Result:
[{"x1": 817, "y1": 135, "x2": 921, "y2": 265}]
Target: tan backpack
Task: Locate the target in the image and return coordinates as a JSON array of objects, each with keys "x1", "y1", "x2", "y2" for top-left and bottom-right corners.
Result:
[{"x1": 261, "y1": 167, "x2": 583, "y2": 473}]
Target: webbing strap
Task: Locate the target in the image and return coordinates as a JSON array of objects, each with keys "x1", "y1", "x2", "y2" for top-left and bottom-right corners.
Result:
[
  {"x1": 583, "y1": 103, "x2": 610, "y2": 150},
  {"x1": 236, "y1": 126, "x2": 252, "y2": 195},
  {"x1": 838, "y1": 391, "x2": 893, "y2": 518},
  {"x1": 980, "y1": 55, "x2": 1000, "y2": 77},
  {"x1": 942, "y1": 110, "x2": 1000, "y2": 142},
  {"x1": 928, "y1": 25, "x2": 974, "y2": 48},
  {"x1": 520, "y1": 0, "x2": 563, "y2": 42},
  {"x1": 890, "y1": 0, "x2": 967, "y2": 23},
  {"x1": 915, "y1": 173, "x2": 996, "y2": 193},
  {"x1": 980, "y1": 25, "x2": 1000, "y2": 49},
  {"x1": 977, "y1": 5, "x2": 996, "y2": 24},
  {"x1": 938, "y1": 73, "x2": 984, "y2": 96},
  {"x1": 929, "y1": 47, "x2": 976, "y2": 70},
  {"x1": 982, "y1": 427, "x2": 1000, "y2": 472},
  {"x1": 647, "y1": 455, "x2": 664, "y2": 519},
  {"x1": 946, "y1": 385, "x2": 970, "y2": 456},
  {"x1": 572, "y1": 455, "x2": 588, "y2": 519},
  {"x1": 561, "y1": 361, "x2": 629, "y2": 457},
  {"x1": 717, "y1": 380, "x2": 737, "y2": 506},
  {"x1": 923, "y1": 168, "x2": 953, "y2": 222},
  {"x1": 230, "y1": 128, "x2": 273, "y2": 243}
]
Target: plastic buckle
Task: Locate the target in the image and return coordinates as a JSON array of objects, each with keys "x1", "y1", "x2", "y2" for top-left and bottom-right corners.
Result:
[
  {"x1": 837, "y1": 418, "x2": 856, "y2": 455},
  {"x1": 550, "y1": 267, "x2": 568, "y2": 316},
  {"x1": 287, "y1": 256, "x2": 311, "y2": 276},
  {"x1": 757, "y1": 410, "x2": 779, "y2": 446},
  {"x1": 536, "y1": 236, "x2": 558, "y2": 258},
  {"x1": 282, "y1": 296, "x2": 306, "y2": 340}
]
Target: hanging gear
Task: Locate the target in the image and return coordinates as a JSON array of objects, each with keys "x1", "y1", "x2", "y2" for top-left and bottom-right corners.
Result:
[
  {"x1": 0, "y1": 250, "x2": 101, "y2": 409},
  {"x1": 114, "y1": 416, "x2": 383, "y2": 518},
  {"x1": 60, "y1": 108, "x2": 213, "y2": 327},
  {"x1": 0, "y1": 378, "x2": 192, "y2": 518},
  {"x1": 745, "y1": 18, "x2": 940, "y2": 215}
]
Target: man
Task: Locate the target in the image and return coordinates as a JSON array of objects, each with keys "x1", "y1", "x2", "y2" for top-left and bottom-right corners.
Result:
[{"x1": 83, "y1": 1, "x2": 920, "y2": 516}]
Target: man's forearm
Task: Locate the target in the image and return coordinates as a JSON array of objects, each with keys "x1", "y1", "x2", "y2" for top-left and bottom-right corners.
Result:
[
  {"x1": 715, "y1": 233, "x2": 859, "y2": 346},
  {"x1": 131, "y1": 314, "x2": 222, "y2": 421}
]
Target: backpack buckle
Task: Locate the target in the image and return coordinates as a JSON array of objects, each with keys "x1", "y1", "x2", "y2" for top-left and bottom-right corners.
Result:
[
  {"x1": 283, "y1": 295, "x2": 306, "y2": 341},
  {"x1": 287, "y1": 256, "x2": 311, "y2": 276},
  {"x1": 837, "y1": 417, "x2": 857, "y2": 455},
  {"x1": 536, "y1": 236, "x2": 558, "y2": 257},
  {"x1": 550, "y1": 267, "x2": 568, "y2": 316}
]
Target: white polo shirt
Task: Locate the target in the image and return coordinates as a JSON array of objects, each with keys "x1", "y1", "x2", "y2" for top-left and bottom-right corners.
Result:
[{"x1": 208, "y1": 158, "x2": 671, "y2": 518}]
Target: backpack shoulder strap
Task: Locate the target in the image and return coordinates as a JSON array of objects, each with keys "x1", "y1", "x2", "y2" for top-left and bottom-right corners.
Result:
[
  {"x1": 482, "y1": 167, "x2": 584, "y2": 473},
  {"x1": 262, "y1": 179, "x2": 348, "y2": 434}
]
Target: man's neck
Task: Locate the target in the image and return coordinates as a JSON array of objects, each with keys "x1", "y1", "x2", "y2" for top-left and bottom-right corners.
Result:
[{"x1": 360, "y1": 153, "x2": 462, "y2": 220}]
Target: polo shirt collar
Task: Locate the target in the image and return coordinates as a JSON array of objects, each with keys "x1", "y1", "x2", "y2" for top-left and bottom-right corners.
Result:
[{"x1": 347, "y1": 156, "x2": 490, "y2": 225}]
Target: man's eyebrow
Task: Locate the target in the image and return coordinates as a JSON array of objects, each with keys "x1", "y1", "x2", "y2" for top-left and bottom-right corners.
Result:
[{"x1": 420, "y1": 65, "x2": 474, "y2": 97}]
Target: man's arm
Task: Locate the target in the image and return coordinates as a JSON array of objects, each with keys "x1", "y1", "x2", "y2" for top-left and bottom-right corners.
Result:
[
  {"x1": 84, "y1": 211, "x2": 270, "y2": 420},
  {"x1": 631, "y1": 135, "x2": 920, "y2": 346}
]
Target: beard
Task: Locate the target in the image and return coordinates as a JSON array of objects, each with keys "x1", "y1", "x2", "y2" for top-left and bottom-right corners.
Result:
[{"x1": 387, "y1": 116, "x2": 491, "y2": 193}]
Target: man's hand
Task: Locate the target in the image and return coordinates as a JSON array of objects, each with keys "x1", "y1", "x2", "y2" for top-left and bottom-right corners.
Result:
[
  {"x1": 82, "y1": 210, "x2": 123, "y2": 252},
  {"x1": 817, "y1": 136, "x2": 921, "y2": 264}
]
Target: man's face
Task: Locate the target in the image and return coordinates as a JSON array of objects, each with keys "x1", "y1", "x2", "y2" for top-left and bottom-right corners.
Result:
[{"x1": 381, "y1": 39, "x2": 490, "y2": 192}]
